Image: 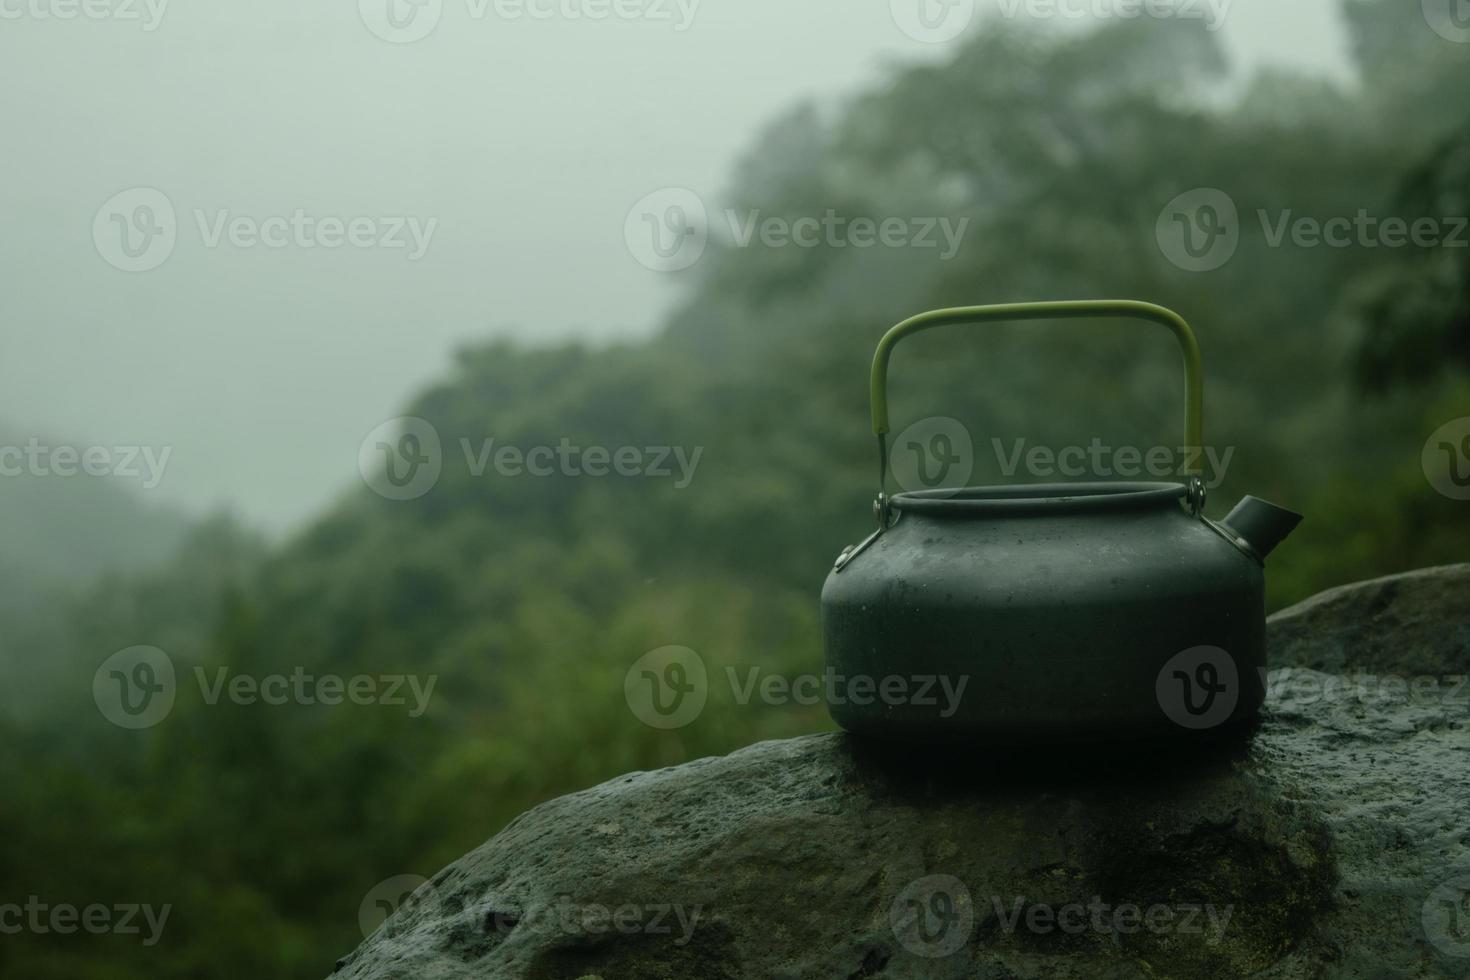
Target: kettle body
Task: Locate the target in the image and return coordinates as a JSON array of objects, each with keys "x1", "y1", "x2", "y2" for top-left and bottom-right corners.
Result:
[{"x1": 820, "y1": 301, "x2": 1300, "y2": 743}]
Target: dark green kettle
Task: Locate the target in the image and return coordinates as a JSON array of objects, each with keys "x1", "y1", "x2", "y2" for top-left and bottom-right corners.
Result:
[{"x1": 821, "y1": 301, "x2": 1301, "y2": 743}]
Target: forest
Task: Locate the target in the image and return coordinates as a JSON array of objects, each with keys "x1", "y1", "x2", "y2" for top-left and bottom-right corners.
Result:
[{"x1": 2, "y1": 2, "x2": 1468, "y2": 976}]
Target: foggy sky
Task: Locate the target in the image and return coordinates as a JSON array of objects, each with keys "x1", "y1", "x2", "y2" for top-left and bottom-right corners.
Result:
[{"x1": 0, "y1": 0, "x2": 1352, "y2": 533}]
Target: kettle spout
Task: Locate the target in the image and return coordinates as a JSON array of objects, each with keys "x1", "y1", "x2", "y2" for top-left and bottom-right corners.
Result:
[{"x1": 1221, "y1": 496, "x2": 1303, "y2": 561}]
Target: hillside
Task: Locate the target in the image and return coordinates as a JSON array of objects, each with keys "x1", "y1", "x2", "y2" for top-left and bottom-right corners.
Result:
[{"x1": 3, "y1": 8, "x2": 1468, "y2": 978}]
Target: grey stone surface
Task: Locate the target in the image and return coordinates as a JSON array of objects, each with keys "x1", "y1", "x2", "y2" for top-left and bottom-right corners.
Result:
[
  {"x1": 1267, "y1": 564, "x2": 1469, "y2": 675},
  {"x1": 333, "y1": 566, "x2": 1470, "y2": 979}
]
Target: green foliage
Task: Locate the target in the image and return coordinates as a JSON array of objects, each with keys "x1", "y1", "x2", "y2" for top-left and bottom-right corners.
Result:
[{"x1": 1351, "y1": 127, "x2": 1470, "y2": 390}]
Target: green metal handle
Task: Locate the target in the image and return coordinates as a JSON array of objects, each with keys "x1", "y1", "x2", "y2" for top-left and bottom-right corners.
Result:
[{"x1": 871, "y1": 300, "x2": 1205, "y2": 480}]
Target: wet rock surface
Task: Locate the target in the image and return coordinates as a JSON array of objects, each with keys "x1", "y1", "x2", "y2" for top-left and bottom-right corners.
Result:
[
  {"x1": 332, "y1": 566, "x2": 1470, "y2": 979},
  {"x1": 1267, "y1": 564, "x2": 1470, "y2": 677}
]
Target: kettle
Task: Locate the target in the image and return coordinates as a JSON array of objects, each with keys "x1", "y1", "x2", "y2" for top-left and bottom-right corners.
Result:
[{"x1": 821, "y1": 301, "x2": 1301, "y2": 743}]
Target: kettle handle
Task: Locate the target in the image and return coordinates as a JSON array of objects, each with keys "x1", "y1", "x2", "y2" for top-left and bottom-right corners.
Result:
[{"x1": 870, "y1": 300, "x2": 1205, "y2": 513}]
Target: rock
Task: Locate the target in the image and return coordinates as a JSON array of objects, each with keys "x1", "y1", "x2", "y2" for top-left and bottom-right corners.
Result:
[
  {"x1": 1268, "y1": 564, "x2": 1470, "y2": 675},
  {"x1": 333, "y1": 568, "x2": 1470, "y2": 980}
]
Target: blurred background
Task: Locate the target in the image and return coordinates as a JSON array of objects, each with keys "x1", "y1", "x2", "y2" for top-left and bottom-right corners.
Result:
[{"x1": 2, "y1": 0, "x2": 1468, "y2": 975}]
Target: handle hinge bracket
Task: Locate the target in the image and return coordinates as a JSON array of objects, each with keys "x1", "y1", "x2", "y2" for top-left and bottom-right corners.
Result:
[{"x1": 1186, "y1": 475, "x2": 1207, "y2": 517}]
